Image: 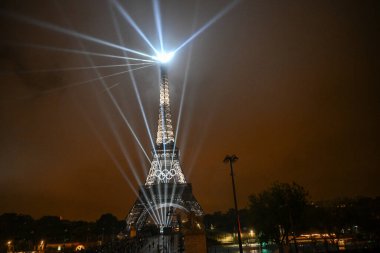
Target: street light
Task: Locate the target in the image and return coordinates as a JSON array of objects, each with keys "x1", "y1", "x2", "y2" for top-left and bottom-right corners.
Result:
[
  {"x1": 7, "y1": 241, "x2": 13, "y2": 253},
  {"x1": 249, "y1": 229, "x2": 254, "y2": 244},
  {"x1": 224, "y1": 154, "x2": 243, "y2": 253}
]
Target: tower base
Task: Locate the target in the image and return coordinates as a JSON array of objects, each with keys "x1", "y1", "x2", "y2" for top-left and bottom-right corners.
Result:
[{"x1": 126, "y1": 183, "x2": 203, "y2": 232}]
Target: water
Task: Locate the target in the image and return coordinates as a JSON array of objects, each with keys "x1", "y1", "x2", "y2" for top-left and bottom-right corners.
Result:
[{"x1": 208, "y1": 245, "x2": 275, "y2": 253}]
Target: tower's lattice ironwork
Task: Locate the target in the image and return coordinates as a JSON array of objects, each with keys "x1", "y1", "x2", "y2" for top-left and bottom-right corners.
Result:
[
  {"x1": 125, "y1": 64, "x2": 203, "y2": 232},
  {"x1": 156, "y1": 66, "x2": 174, "y2": 146}
]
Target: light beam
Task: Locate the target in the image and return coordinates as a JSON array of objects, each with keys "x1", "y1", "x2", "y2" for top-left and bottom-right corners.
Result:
[
  {"x1": 111, "y1": 0, "x2": 159, "y2": 54},
  {"x1": 110, "y1": 3, "x2": 159, "y2": 163},
  {"x1": 1, "y1": 11, "x2": 153, "y2": 59},
  {"x1": 152, "y1": 0, "x2": 164, "y2": 51},
  {"x1": 2, "y1": 62, "x2": 152, "y2": 75},
  {"x1": 40, "y1": 64, "x2": 154, "y2": 95},
  {"x1": 174, "y1": 0, "x2": 240, "y2": 54},
  {"x1": 3, "y1": 42, "x2": 155, "y2": 63}
]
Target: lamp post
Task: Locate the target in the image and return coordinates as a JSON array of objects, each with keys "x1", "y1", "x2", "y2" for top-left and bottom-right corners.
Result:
[{"x1": 224, "y1": 154, "x2": 243, "y2": 253}]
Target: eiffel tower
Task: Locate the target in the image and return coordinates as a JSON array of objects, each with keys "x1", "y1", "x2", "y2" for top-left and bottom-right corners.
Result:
[{"x1": 126, "y1": 64, "x2": 203, "y2": 232}]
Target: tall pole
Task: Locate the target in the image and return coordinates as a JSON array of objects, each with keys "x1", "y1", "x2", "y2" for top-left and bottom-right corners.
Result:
[{"x1": 224, "y1": 155, "x2": 243, "y2": 253}]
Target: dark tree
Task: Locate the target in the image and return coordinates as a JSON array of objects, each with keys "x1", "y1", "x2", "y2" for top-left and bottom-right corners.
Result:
[
  {"x1": 248, "y1": 182, "x2": 308, "y2": 252},
  {"x1": 204, "y1": 209, "x2": 235, "y2": 233},
  {"x1": 35, "y1": 216, "x2": 64, "y2": 243},
  {"x1": 95, "y1": 213, "x2": 123, "y2": 242}
]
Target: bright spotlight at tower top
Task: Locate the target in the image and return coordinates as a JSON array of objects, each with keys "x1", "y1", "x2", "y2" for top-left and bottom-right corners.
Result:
[{"x1": 154, "y1": 51, "x2": 175, "y2": 64}]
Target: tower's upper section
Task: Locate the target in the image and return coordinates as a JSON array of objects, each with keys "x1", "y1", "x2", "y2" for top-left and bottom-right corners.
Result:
[
  {"x1": 156, "y1": 65, "x2": 175, "y2": 146},
  {"x1": 145, "y1": 64, "x2": 186, "y2": 185}
]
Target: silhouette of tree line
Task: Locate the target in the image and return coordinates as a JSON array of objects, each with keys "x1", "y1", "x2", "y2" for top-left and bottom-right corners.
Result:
[
  {"x1": 0, "y1": 213, "x2": 124, "y2": 252},
  {"x1": 204, "y1": 182, "x2": 380, "y2": 252}
]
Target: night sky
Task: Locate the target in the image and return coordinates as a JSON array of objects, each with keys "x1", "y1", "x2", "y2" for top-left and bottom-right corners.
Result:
[{"x1": 1, "y1": 0, "x2": 379, "y2": 221}]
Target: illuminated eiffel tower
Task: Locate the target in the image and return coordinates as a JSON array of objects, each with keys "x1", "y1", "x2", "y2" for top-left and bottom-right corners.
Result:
[{"x1": 126, "y1": 64, "x2": 203, "y2": 232}]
